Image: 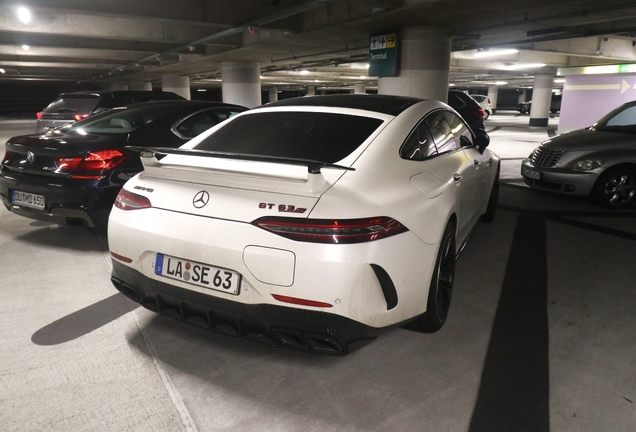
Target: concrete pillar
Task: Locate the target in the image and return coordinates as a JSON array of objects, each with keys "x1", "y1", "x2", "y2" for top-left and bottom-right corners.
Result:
[
  {"x1": 110, "y1": 82, "x2": 129, "y2": 91},
  {"x1": 268, "y1": 87, "x2": 278, "y2": 103},
  {"x1": 354, "y1": 83, "x2": 366, "y2": 94},
  {"x1": 378, "y1": 27, "x2": 450, "y2": 102},
  {"x1": 221, "y1": 61, "x2": 261, "y2": 108},
  {"x1": 518, "y1": 89, "x2": 527, "y2": 104},
  {"x1": 529, "y1": 73, "x2": 555, "y2": 127},
  {"x1": 129, "y1": 81, "x2": 152, "y2": 91},
  {"x1": 487, "y1": 86, "x2": 499, "y2": 114},
  {"x1": 306, "y1": 85, "x2": 316, "y2": 96},
  {"x1": 161, "y1": 74, "x2": 191, "y2": 100}
]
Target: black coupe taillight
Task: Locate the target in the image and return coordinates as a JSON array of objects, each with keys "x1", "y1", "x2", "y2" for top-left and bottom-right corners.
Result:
[{"x1": 252, "y1": 216, "x2": 408, "y2": 244}]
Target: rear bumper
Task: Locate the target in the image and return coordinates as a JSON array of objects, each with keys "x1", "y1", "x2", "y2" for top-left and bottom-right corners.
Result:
[
  {"x1": 111, "y1": 260, "x2": 379, "y2": 355},
  {"x1": 0, "y1": 169, "x2": 121, "y2": 228}
]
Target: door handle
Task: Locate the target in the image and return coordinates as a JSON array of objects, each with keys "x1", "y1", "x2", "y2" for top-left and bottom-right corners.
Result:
[
  {"x1": 453, "y1": 173, "x2": 462, "y2": 182},
  {"x1": 488, "y1": 158, "x2": 494, "y2": 166}
]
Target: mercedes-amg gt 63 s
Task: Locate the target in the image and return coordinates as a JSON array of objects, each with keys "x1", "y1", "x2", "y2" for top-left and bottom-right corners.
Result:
[{"x1": 108, "y1": 94, "x2": 500, "y2": 355}]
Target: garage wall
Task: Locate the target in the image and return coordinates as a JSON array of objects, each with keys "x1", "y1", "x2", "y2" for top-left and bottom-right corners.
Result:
[{"x1": 558, "y1": 72, "x2": 636, "y2": 133}]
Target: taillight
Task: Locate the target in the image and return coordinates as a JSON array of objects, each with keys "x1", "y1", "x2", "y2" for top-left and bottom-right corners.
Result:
[
  {"x1": 252, "y1": 216, "x2": 408, "y2": 244},
  {"x1": 114, "y1": 189, "x2": 152, "y2": 210},
  {"x1": 36, "y1": 112, "x2": 43, "y2": 119},
  {"x1": 56, "y1": 149, "x2": 128, "y2": 178},
  {"x1": 475, "y1": 109, "x2": 486, "y2": 118},
  {"x1": 74, "y1": 114, "x2": 90, "y2": 121}
]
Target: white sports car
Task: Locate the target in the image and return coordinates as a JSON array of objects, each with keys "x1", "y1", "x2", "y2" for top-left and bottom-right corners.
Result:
[{"x1": 108, "y1": 95, "x2": 500, "y2": 354}]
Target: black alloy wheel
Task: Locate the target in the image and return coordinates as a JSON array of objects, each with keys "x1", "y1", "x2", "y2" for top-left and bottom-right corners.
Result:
[
  {"x1": 592, "y1": 167, "x2": 636, "y2": 209},
  {"x1": 415, "y1": 222, "x2": 456, "y2": 333}
]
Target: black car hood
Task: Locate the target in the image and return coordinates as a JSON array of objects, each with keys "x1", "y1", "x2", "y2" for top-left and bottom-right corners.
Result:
[
  {"x1": 8, "y1": 131, "x2": 130, "y2": 156},
  {"x1": 543, "y1": 128, "x2": 636, "y2": 151}
]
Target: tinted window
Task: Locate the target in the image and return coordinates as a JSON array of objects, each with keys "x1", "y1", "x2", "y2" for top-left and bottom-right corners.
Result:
[
  {"x1": 176, "y1": 110, "x2": 222, "y2": 138},
  {"x1": 443, "y1": 111, "x2": 473, "y2": 146},
  {"x1": 194, "y1": 112, "x2": 383, "y2": 163},
  {"x1": 62, "y1": 108, "x2": 167, "y2": 134},
  {"x1": 400, "y1": 120, "x2": 437, "y2": 160},
  {"x1": 426, "y1": 111, "x2": 459, "y2": 154},
  {"x1": 605, "y1": 106, "x2": 636, "y2": 127},
  {"x1": 447, "y1": 92, "x2": 467, "y2": 109}
]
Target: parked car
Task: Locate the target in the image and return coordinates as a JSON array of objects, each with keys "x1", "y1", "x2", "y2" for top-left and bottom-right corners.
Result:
[
  {"x1": 108, "y1": 94, "x2": 499, "y2": 354},
  {"x1": 521, "y1": 100, "x2": 636, "y2": 209},
  {"x1": 447, "y1": 90, "x2": 490, "y2": 148},
  {"x1": 517, "y1": 94, "x2": 562, "y2": 115},
  {"x1": 1, "y1": 100, "x2": 247, "y2": 230},
  {"x1": 469, "y1": 94, "x2": 492, "y2": 119},
  {"x1": 35, "y1": 90, "x2": 185, "y2": 133}
]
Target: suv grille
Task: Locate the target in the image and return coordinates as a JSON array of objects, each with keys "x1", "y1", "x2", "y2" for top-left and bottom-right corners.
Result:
[{"x1": 530, "y1": 147, "x2": 565, "y2": 168}]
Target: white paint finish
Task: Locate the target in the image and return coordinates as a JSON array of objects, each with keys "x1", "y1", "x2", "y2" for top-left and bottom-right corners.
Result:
[
  {"x1": 488, "y1": 86, "x2": 499, "y2": 111},
  {"x1": 529, "y1": 72, "x2": 555, "y2": 122},
  {"x1": 243, "y1": 246, "x2": 296, "y2": 287}
]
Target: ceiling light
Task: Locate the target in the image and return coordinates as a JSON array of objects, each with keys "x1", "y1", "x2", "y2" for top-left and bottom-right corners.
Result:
[
  {"x1": 507, "y1": 63, "x2": 546, "y2": 70},
  {"x1": 495, "y1": 81, "x2": 508, "y2": 85},
  {"x1": 449, "y1": 83, "x2": 455, "y2": 87},
  {"x1": 21, "y1": 45, "x2": 29, "y2": 51},
  {"x1": 474, "y1": 49, "x2": 519, "y2": 58},
  {"x1": 17, "y1": 7, "x2": 31, "y2": 24},
  {"x1": 300, "y1": 70, "x2": 310, "y2": 75},
  {"x1": 554, "y1": 78, "x2": 565, "y2": 84}
]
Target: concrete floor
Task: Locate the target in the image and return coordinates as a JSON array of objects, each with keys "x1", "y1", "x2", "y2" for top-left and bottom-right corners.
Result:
[{"x1": 0, "y1": 113, "x2": 634, "y2": 431}]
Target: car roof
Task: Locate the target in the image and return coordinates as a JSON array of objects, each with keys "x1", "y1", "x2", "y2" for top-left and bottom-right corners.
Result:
[
  {"x1": 57, "y1": 90, "x2": 181, "y2": 98},
  {"x1": 117, "y1": 100, "x2": 247, "y2": 112},
  {"x1": 263, "y1": 94, "x2": 424, "y2": 116}
]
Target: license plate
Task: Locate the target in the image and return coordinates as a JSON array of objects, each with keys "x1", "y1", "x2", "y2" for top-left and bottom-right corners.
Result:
[
  {"x1": 11, "y1": 190, "x2": 45, "y2": 210},
  {"x1": 154, "y1": 253, "x2": 241, "y2": 295},
  {"x1": 522, "y1": 167, "x2": 540, "y2": 180}
]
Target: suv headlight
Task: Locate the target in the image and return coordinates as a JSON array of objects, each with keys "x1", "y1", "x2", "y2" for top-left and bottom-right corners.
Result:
[{"x1": 570, "y1": 159, "x2": 604, "y2": 171}]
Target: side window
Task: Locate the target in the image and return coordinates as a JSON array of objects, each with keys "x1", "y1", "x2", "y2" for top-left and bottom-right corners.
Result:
[
  {"x1": 213, "y1": 108, "x2": 244, "y2": 120},
  {"x1": 400, "y1": 119, "x2": 437, "y2": 160},
  {"x1": 175, "y1": 110, "x2": 222, "y2": 138},
  {"x1": 426, "y1": 111, "x2": 460, "y2": 154},
  {"x1": 443, "y1": 111, "x2": 473, "y2": 147}
]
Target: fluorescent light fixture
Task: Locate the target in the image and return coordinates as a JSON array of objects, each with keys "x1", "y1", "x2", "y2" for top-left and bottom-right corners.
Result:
[
  {"x1": 0, "y1": 68, "x2": 5, "y2": 74},
  {"x1": 507, "y1": 63, "x2": 546, "y2": 70},
  {"x1": 22, "y1": 45, "x2": 29, "y2": 51},
  {"x1": 348, "y1": 63, "x2": 370, "y2": 70},
  {"x1": 448, "y1": 83, "x2": 456, "y2": 87},
  {"x1": 359, "y1": 75, "x2": 367, "y2": 79},
  {"x1": 554, "y1": 78, "x2": 565, "y2": 84},
  {"x1": 197, "y1": 89, "x2": 207, "y2": 92},
  {"x1": 495, "y1": 81, "x2": 508, "y2": 85},
  {"x1": 300, "y1": 70, "x2": 310, "y2": 75},
  {"x1": 17, "y1": 7, "x2": 31, "y2": 24},
  {"x1": 474, "y1": 49, "x2": 518, "y2": 58}
]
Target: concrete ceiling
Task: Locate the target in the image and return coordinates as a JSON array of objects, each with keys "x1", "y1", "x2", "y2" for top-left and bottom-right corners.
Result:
[{"x1": 1, "y1": 0, "x2": 636, "y2": 92}]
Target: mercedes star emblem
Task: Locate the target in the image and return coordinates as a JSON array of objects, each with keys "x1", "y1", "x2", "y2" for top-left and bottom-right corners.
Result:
[
  {"x1": 192, "y1": 190, "x2": 210, "y2": 209},
  {"x1": 26, "y1": 151, "x2": 34, "y2": 163}
]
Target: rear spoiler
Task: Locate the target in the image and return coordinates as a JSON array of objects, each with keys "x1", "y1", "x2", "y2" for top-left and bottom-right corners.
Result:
[{"x1": 125, "y1": 146, "x2": 355, "y2": 174}]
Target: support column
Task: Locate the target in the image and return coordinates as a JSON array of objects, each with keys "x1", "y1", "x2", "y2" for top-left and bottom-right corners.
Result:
[
  {"x1": 529, "y1": 73, "x2": 555, "y2": 127},
  {"x1": 161, "y1": 74, "x2": 191, "y2": 100},
  {"x1": 306, "y1": 85, "x2": 316, "y2": 96},
  {"x1": 129, "y1": 81, "x2": 152, "y2": 91},
  {"x1": 378, "y1": 27, "x2": 451, "y2": 101},
  {"x1": 221, "y1": 62, "x2": 261, "y2": 108},
  {"x1": 268, "y1": 87, "x2": 278, "y2": 103},
  {"x1": 354, "y1": 83, "x2": 366, "y2": 94},
  {"x1": 487, "y1": 86, "x2": 499, "y2": 114}
]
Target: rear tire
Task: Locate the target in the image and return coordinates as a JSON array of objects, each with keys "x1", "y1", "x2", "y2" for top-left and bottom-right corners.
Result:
[
  {"x1": 591, "y1": 167, "x2": 636, "y2": 209},
  {"x1": 413, "y1": 222, "x2": 456, "y2": 333}
]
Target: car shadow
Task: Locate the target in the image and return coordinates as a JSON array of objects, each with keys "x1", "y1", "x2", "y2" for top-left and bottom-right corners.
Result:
[{"x1": 31, "y1": 293, "x2": 139, "y2": 346}]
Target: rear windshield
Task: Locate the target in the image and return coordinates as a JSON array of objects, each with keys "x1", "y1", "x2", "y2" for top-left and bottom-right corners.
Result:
[
  {"x1": 194, "y1": 111, "x2": 383, "y2": 163},
  {"x1": 42, "y1": 96, "x2": 99, "y2": 114},
  {"x1": 59, "y1": 107, "x2": 167, "y2": 134}
]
